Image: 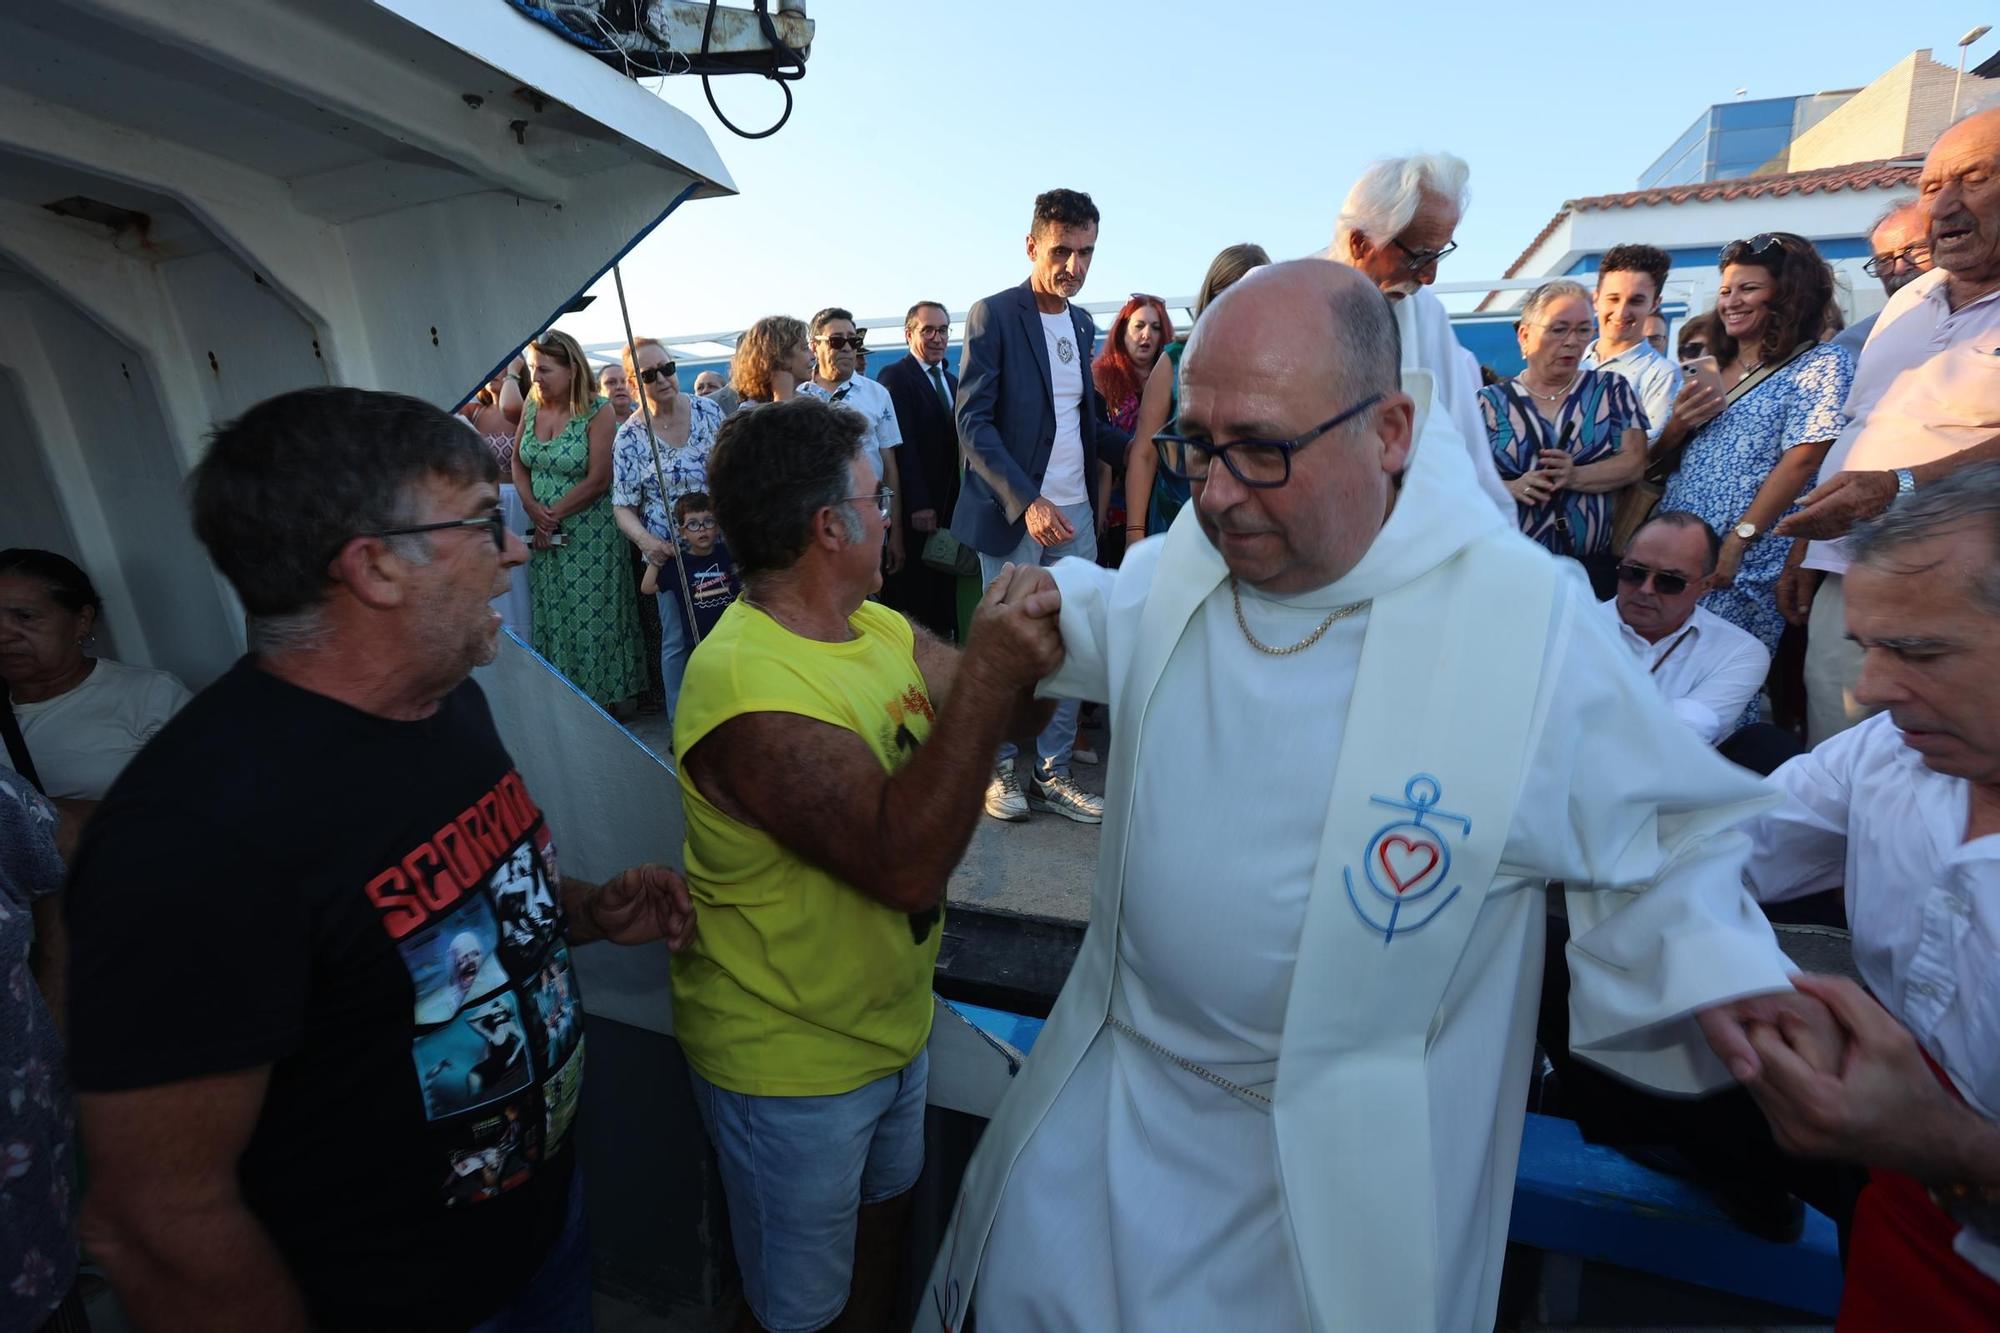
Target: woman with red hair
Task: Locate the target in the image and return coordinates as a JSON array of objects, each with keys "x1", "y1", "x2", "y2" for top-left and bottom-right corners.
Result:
[
  {"x1": 1091, "y1": 296, "x2": 1173, "y2": 563},
  {"x1": 1094, "y1": 294, "x2": 1172, "y2": 434}
]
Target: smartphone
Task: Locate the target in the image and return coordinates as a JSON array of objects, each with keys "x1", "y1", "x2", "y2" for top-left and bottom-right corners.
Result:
[{"x1": 1682, "y1": 354, "x2": 1724, "y2": 398}]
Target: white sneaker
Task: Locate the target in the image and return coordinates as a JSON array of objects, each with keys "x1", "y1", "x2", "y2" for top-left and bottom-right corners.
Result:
[
  {"x1": 985, "y1": 761, "x2": 1029, "y2": 822},
  {"x1": 1071, "y1": 744, "x2": 1100, "y2": 766},
  {"x1": 1029, "y1": 772, "x2": 1104, "y2": 824}
]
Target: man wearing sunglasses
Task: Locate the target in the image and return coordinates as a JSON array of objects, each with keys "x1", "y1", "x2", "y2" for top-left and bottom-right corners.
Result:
[
  {"x1": 923, "y1": 260, "x2": 1819, "y2": 1333},
  {"x1": 1330, "y1": 151, "x2": 1513, "y2": 515},
  {"x1": 1601, "y1": 512, "x2": 1772, "y2": 754},
  {"x1": 64, "y1": 388, "x2": 697, "y2": 1333},
  {"x1": 801, "y1": 307, "x2": 906, "y2": 578},
  {"x1": 1782, "y1": 110, "x2": 2000, "y2": 744}
]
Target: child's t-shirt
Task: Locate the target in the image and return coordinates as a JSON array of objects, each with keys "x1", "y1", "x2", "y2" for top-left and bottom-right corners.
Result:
[{"x1": 668, "y1": 537, "x2": 741, "y2": 641}]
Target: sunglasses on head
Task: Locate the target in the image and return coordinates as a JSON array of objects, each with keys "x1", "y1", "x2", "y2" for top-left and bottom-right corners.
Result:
[
  {"x1": 1721, "y1": 233, "x2": 1787, "y2": 268},
  {"x1": 638, "y1": 362, "x2": 678, "y2": 384},
  {"x1": 1616, "y1": 561, "x2": 1691, "y2": 596},
  {"x1": 532, "y1": 343, "x2": 570, "y2": 366}
]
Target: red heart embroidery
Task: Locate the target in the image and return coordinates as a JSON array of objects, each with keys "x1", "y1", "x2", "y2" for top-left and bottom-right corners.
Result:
[{"x1": 1378, "y1": 835, "x2": 1439, "y2": 895}]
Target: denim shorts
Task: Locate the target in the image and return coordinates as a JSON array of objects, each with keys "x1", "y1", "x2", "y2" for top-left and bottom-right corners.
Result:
[{"x1": 687, "y1": 1048, "x2": 928, "y2": 1333}]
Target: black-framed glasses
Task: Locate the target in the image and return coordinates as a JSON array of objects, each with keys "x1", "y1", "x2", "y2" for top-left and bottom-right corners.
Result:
[
  {"x1": 1153, "y1": 393, "x2": 1385, "y2": 489},
  {"x1": 1393, "y1": 237, "x2": 1457, "y2": 273},
  {"x1": 1863, "y1": 242, "x2": 1931, "y2": 279},
  {"x1": 679, "y1": 516, "x2": 717, "y2": 532},
  {"x1": 915, "y1": 323, "x2": 950, "y2": 339},
  {"x1": 358, "y1": 510, "x2": 508, "y2": 552},
  {"x1": 638, "y1": 362, "x2": 678, "y2": 384},
  {"x1": 816, "y1": 333, "x2": 867, "y2": 351},
  {"x1": 840, "y1": 487, "x2": 893, "y2": 521},
  {"x1": 1616, "y1": 561, "x2": 1690, "y2": 596}
]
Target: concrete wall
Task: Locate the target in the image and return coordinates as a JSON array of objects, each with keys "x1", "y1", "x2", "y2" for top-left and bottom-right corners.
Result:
[{"x1": 1790, "y1": 50, "x2": 2000, "y2": 172}]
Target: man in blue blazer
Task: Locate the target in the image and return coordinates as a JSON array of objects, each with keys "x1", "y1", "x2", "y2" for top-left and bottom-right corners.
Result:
[{"x1": 952, "y1": 188, "x2": 1129, "y2": 825}]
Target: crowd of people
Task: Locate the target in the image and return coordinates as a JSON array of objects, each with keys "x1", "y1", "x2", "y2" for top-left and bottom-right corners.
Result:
[{"x1": 1, "y1": 105, "x2": 1997, "y2": 1333}]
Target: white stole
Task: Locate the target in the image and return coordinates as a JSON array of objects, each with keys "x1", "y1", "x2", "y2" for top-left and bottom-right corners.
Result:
[{"x1": 920, "y1": 475, "x2": 1558, "y2": 1331}]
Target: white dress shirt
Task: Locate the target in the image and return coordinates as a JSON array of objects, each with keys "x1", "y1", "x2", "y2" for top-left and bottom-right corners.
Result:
[
  {"x1": 1742, "y1": 713, "x2": 2000, "y2": 1121},
  {"x1": 1806, "y1": 269, "x2": 2000, "y2": 576},
  {"x1": 1596, "y1": 598, "x2": 1770, "y2": 744},
  {"x1": 799, "y1": 372, "x2": 902, "y2": 481}
]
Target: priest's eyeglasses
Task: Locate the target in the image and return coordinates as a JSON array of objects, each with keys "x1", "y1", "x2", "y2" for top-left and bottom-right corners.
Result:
[{"x1": 1153, "y1": 393, "x2": 1385, "y2": 489}]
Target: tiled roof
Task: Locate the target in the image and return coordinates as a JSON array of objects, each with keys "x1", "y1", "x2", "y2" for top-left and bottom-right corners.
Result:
[{"x1": 1500, "y1": 159, "x2": 1922, "y2": 280}]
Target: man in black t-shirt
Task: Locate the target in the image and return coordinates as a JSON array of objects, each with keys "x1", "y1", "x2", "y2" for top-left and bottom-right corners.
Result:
[{"x1": 66, "y1": 388, "x2": 696, "y2": 1333}]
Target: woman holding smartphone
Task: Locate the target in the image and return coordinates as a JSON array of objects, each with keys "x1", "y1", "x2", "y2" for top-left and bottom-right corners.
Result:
[
  {"x1": 1479, "y1": 279, "x2": 1646, "y2": 592},
  {"x1": 1657, "y1": 233, "x2": 1853, "y2": 654}
]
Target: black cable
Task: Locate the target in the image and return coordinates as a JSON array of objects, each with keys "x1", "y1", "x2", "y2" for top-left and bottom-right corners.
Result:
[{"x1": 698, "y1": 0, "x2": 806, "y2": 141}]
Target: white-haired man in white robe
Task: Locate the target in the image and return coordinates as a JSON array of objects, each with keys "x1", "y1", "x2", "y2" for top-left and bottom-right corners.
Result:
[
  {"x1": 1330, "y1": 150, "x2": 1513, "y2": 514},
  {"x1": 916, "y1": 259, "x2": 1840, "y2": 1332}
]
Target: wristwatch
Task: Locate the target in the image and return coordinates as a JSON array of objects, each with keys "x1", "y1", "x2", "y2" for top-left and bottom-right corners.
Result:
[
  {"x1": 1734, "y1": 521, "x2": 1760, "y2": 543},
  {"x1": 1894, "y1": 467, "x2": 1917, "y2": 500}
]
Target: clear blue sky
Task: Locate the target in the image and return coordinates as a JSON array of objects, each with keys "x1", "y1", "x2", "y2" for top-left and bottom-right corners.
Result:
[{"x1": 559, "y1": 1, "x2": 1991, "y2": 350}]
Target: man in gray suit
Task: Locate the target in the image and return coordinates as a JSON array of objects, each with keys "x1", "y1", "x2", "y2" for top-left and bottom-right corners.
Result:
[{"x1": 952, "y1": 188, "x2": 1129, "y2": 824}]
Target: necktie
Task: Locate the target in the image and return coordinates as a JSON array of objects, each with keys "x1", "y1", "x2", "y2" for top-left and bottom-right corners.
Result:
[{"x1": 929, "y1": 364, "x2": 951, "y2": 412}]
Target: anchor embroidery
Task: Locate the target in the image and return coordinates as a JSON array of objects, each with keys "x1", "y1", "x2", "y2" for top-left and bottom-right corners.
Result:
[{"x1": 1343, "y1": 774, "x2": 1471, "y2": 945}]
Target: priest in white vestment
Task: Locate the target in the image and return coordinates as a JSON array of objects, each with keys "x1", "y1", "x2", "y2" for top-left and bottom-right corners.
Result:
[
  {"x1": 916, "y1": 261, "x2": 1832, "y2": 1333},
  {"x1": 1326, "y1": 150, "x2": 1513, "y2": 516}
]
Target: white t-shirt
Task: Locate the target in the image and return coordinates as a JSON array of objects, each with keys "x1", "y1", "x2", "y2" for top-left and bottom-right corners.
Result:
[
  {"x1": 799, "y1": 374, "x2": 902, "y2": 481},
  {"x1": 1039, "y1": 309, "x2": 1089, "y2": 507},
  {"x1": 13, "y1": 657, "x2": 192, "y2": 800}
]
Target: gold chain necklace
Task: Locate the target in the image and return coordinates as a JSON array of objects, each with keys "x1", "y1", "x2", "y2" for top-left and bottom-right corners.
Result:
[{"x1": 1230, "y1": 578, "x2": 1367, "y2": 656}]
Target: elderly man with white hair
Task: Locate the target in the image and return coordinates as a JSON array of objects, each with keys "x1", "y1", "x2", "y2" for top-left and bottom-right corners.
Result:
[{"x1": 1331, "y1": 151, "x2": 1513, "y2": 513}]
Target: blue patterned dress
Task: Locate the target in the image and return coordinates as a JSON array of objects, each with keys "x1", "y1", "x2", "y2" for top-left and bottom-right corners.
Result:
[
  {"x1": 1660, "y1": 343, "x2": 1854, "y2": 651},
  {"x1": 1478, "y1": 370, "x2": 1642, "y2": 558}
]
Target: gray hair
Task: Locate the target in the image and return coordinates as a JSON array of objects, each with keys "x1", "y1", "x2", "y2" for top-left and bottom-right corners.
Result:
[
  {"x1": 1518, "y1": 279, "x2": 1592, "y2": 326},
  {"x1": 1868, "y1": 198, "x2": 1923, "y2": 238},
  {"x1": 1333, "y1": 152, "x2": 1471, "y2": 252},
  {"x1": 1849, "y1": 462, "x2": 2000, "y2": 612},
  {"x1": 1328, "y1": 278, "x2": 1402, "y2": 407}
]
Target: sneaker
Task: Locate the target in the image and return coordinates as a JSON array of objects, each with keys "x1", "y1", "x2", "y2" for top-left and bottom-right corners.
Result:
[
  {"x1": 1071, "y1": 744, "x2": 1100, "y2": 766},
  {"x1": 984, "y1": 761, "x2": 1030, "y2": 822},
  {"x1": 1029, "y1": 772, "x2": 1104, "y2": 824}
]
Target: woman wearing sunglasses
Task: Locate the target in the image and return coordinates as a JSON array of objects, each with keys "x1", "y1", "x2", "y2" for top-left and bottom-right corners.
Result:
[
  {"x1": 514, "y1": 330, "x2": 646, "y2": 709},
  {"x1": 611, "y1": 336, "x2": 725, "y2": 716},
  {"x1": 1656, "y1": 232, "x2": 1853, "y2": 655}
]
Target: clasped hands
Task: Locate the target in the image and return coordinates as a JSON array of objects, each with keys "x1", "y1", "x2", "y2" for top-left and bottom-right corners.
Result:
[
  {"x1": 1508, "y1": 449, "x2": 1575, "y2": 507},
  {"x1": 962, "y1": 563, "x2": 1065, "y2": 695},
  {"x1": 1700, "y1": 974, "x2": 1964, "y2": 1178}
]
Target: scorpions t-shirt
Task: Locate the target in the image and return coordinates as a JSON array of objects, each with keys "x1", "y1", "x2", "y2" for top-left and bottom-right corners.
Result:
[{"x1": 66, "y1": 659, "x2": 584, "y2": 1331}]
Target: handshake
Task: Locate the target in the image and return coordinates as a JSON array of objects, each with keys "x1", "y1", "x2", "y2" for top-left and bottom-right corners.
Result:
[{"x1": 961, "y1": 563, "x2": 1067, "y2": 693}]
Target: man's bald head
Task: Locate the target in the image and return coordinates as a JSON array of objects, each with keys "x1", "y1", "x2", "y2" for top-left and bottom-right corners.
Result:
[
  {"x1": 1186, "y1": 258, "x2": 1402, "y2": 409},
  {"x1": 1175, "y1": 259, "x2": 1417, "y2": 593},
  {"x1": 1923, "y1": 107, "x2": 2000, "y2": 289}
]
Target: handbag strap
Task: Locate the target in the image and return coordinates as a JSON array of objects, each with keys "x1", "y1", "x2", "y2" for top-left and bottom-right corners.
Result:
[{"x1": 1, "y1": 692, "x2": 44, "y2": 794}]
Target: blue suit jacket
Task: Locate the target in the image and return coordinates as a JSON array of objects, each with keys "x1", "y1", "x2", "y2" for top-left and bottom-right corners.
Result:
[{"x1": 950, "y1": 280, "x2": 1131, "y2": 556}]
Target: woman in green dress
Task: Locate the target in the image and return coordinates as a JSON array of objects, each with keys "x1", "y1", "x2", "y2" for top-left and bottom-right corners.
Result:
[{"x1": 512, "y1": 331, "x2": 645, "y2": 707}]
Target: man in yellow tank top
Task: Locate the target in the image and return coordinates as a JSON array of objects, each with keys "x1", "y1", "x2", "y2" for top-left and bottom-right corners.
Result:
[{"x1": 671, "y1": 397, "x2": 1062, "y2": 1333}]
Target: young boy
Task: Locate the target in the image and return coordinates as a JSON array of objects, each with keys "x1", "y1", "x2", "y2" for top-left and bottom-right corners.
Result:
[{"x1": 642, "y1": 491, "x2": 741, "y2": 659}]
